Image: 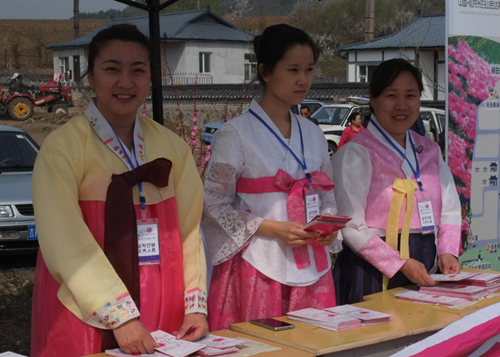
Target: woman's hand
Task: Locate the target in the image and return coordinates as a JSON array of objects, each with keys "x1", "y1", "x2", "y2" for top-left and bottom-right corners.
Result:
[
  {"x1": 257, "y1": 220, "x2": 317, "y2": 247},
  {"x1": 113, "y1": 318, "x2": 159, "y2": 355},
  {"x1": 399, "y1": 258, "x2": 437, "y2": 286},
  {"x1": 315, "y1": 231, "x2": 338, "y2": 246},
  {"x1": 438, "y1": 253, "x2": 461, "y2": 274},
  {"x1": 173, "y1": 313, "x2": 209, "y2": 342}
]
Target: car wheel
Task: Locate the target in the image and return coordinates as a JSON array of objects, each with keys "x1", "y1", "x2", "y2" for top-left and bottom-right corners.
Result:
[
  {"x1": 51, "y1": 104, "x2": 69, "y2": 115},
  {"x1": 8, "y1": 97, "x2": 34, "y2": 121},
  {"x1": 327, "y1": 142, "x2": 337, "y2": 157}
]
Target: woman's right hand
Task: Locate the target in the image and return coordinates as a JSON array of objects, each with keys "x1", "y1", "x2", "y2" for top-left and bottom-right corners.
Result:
[
  {"x1": 399, "y1": 258, "x2": 437, "y2": 286},
  {"x1": 256, "y1": 220, "x2": 318, "y2": 247},
  {"x1": 113, "y1": 318, "x2": 159, "y2": 355}
]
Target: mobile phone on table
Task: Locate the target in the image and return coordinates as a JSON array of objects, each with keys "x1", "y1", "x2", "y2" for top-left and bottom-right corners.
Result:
[{"x1": 250, "y1": 318, "x2": 295, "y2": 331}]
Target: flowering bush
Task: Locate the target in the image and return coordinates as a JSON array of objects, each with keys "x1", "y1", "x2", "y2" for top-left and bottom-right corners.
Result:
[{"x1": 448, "y1": 38, "x2": 500, "y2": 250}]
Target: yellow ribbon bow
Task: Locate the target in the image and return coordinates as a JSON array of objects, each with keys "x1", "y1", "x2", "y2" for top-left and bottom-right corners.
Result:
[{"x1": 383, "y1": 178, "x2": 418, "y2": 290}]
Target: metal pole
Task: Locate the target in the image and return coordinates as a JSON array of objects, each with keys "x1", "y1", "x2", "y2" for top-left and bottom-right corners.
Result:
[
  {"x1": 148, "y1": 0, "x2": 164, "y2": 124},
  {"x1": 74, "y1": 0, "x2": 80, "y2": 38},
  {"x1": 114, "y1": 0, "x2": 182, "y2": 125},
  {"x1": 364, "y1": 0, "x2": 375, "y2": 41}
]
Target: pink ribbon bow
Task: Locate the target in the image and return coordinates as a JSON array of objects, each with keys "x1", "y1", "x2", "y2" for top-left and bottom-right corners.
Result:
[{"x1": 236, "y1": 169, "x2": 335, "y2": 272}]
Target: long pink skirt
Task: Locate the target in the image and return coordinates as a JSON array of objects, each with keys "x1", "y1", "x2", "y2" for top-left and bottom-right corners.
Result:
[
  {"x1": 31, "y1": 200, "x2": 186, "y2": 357},
  {"x1": 208, "y1": 249, "x2": 336, "y2": 331}
]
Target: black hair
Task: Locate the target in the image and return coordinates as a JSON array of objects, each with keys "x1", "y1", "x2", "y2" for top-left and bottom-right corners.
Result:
[
  {"x1": 348, "y1": 111, "x2": 360, "y2": 122},
  {"x1": 87, "y1": 23, "x2": 152, "y2": 74},
  {"x1": 253, "y1": 24, "x2": 320, "y2": 87},
  {"x1": 369, "y1": 58, "x2": 423, "y2": 112},
  {"x1": 300, "y1": 105, "x2": 310, "y2": 113}
]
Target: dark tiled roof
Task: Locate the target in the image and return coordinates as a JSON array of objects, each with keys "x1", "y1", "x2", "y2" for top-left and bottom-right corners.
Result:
[
  {"x1": 45, "y1": 9, "x2": 253, "y2": 49},
  {"x1": 160, "y1": 82, "x2": 370, "y2": 102},
  {"x1": 336, "y1": 13, "x2": 444, "y2": 51}
]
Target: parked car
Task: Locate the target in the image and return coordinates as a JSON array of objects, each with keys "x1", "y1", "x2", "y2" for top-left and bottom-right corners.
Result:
[
  {"x1": 419, "y1": 107, "x2": 446, "y2": 149},
  {"x1": 0, "y1": 125, "x2": 39, "y2": 254},
  {"x1": 311, "y1": 101, "x2": 371, "y2": 157},
  {"x1": 315, "y1": 101, "x2": 446, "y2": 157},
  {"x1": 200, "y1": 99, "x2": 327, "y2": 145}
]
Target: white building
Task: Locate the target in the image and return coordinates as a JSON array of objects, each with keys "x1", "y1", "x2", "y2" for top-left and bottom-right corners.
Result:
[
  {"x1": 336, "y1": 13, "x2": 445, "y2": 101},
  {"x1": 45, "y1": 8, "x2": 256, "y2": 85}
]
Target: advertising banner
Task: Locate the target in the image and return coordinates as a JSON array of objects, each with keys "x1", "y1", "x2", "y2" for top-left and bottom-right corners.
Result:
[{"x1": 447, "y1": 1, "x2": 500, "y2": 271}]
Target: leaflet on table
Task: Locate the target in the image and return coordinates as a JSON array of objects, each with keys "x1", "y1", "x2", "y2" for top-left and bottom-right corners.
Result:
[
  {"x1": 419, "y1": 283, "x2": 490, "y2": 300},
  {"x1": 198, "y1": 346, "x2": 240, "y2": 357},
  {"x1": 287, "y1": 307, "x2": 361, "y2": 331},
  {"x1": 324, "y1": 305, "x2": 391, "y2": 325},
  {"x1": 105, "y1": 332, "x2": 247, "y2": 357},
  {"x1": 460, "y1": 272, "x2": 500, "y2": 285},
  {"x1": 105, "y1": 349, "x2": 167, "y2": 357},
  {"x1": 429, "y1": 272, "x2": 479, "y2": 281},
  {"x1": 394, "y1": 289, "x2": 470, "y2": 306},
  {"x1": 197, "y1": 334, "x2": 246, "y2": 348},
  {"x1": 302, "y1": 215, "x2": 352, "y2": 236},
  {"x1": 151, "y1": 330, "x2": 206, "y2": 357}
]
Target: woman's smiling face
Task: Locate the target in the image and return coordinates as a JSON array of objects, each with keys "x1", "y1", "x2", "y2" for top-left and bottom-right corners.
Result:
[
  {"x1": 88, "y1": 40, "x2": 151, "y2": 124},
  {"x1": 370, "y1": 70, "x2": 421, "y2": 146}
]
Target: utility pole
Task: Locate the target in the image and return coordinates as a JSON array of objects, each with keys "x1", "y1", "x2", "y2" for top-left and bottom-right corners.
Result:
[
  {"x1": 365, "y1": 0, "x2": 375, "y2": 41},
  {"x1": 115, "y1": 0, "x2": 182, "y2": 125},
  {"x1": 74, "y1": 0, "x2": 80, "y2": 38}
]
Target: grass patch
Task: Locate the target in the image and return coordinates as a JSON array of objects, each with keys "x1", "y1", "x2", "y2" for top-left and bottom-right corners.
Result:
[{"x1": 0, "y1": 272, "x2": 34, "y2": 355}]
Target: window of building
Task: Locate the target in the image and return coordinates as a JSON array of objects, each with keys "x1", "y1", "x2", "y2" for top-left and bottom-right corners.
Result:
[
  {"x1": 358, "y1": 65, "x2": 377, "y2": 83},
  {"x1": 199, "y1": 52, "x2": 211, "y2": 73},
  {"x1": 244, "y1": 53, "x2": 257, "y2": 82},
  {"x1": 59, "y1": 57, "x2": 69, "y2": 74}
]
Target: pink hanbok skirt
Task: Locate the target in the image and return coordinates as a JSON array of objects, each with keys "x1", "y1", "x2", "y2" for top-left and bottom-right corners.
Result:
[
  {"x1": 31, "y1": 200, "x2": 186, "y2": 357},
  {"x1": 208, "y1": 249, "x2": 336, "y2": 331}
]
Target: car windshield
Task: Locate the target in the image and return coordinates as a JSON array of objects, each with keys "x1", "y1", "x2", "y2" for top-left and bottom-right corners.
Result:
[
  {"x1": 0, "y1": 131, "x2": 38, "y2": 171},
  {"x1": 311, "y1": 107, "x2": 350, "y2": 125}
]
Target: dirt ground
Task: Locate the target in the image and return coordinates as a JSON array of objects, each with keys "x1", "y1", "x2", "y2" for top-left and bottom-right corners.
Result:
[
  {"x1": 0, "y1": 97, "x2": 86, "y2": 146},
  {"x1": 0, "y1": 96, "x2": 188, "y2": 147}
]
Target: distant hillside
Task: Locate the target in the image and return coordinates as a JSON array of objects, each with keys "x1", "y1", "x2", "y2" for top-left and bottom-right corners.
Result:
[
  {"x1": 76, "y1": 0, "x2": 301, "y2": 19},
  {"x1": 0, "y1": 19, "x2": 109, "y2": 71}
]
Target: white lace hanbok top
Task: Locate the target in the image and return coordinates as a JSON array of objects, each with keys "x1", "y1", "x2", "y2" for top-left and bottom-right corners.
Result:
[{"x1": 202, "y1": 99, "x2": 341, "y2": 286}]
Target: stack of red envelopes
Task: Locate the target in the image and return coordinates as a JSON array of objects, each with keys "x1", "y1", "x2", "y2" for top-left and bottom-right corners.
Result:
[{"x1": 302, "y1": 215, "x2": 351, "y2": 236}]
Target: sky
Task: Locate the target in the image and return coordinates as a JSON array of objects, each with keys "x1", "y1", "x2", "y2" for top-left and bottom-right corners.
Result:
[{"x1": 0, "y1": 0, "x2": 129, "y2": 19}]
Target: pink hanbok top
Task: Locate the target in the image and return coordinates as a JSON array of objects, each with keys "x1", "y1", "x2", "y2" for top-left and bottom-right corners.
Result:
[{"x1": 331, "y1": 115, "x2": 461, "y2": 278}]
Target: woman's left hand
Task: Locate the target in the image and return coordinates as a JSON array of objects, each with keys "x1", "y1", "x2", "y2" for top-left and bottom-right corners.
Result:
[
  {"x1": 438, "y1": 253, "x2": 461, "y2": 274},
  {"x1": 173, "y1": 313, "x2": 209, "y2": 342},
  {"x1": 315, "y1": 231, "x2": 338, "y2": 246}
]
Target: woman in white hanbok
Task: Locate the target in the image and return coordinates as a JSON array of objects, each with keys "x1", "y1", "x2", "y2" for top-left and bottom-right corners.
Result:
[{"x1": 202, "y1": 24, "x2": 340, "y2": 331}]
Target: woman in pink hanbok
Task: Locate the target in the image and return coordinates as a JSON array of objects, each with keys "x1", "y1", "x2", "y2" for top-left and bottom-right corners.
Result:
[
  {"x1": 31, "y1": 24, "x2": 208, "y2": 357},
  {"x1": 203, "y1": 24, "x2": 340, "y2": 331},
  {"x1": 332, "y1": 59, "x2": 462, "y2": 305}
]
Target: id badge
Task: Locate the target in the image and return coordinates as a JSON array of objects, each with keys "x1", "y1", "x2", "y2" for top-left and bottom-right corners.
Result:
[
  {"x1": 137, "y1": 218, "x2": 160, "y2": 265},
  {"x1": 305, "y1": 194, "x2": 320, "y2": 223},
  {"x1": 418, "y1": 201, "x2": 435, "y2": 235}
]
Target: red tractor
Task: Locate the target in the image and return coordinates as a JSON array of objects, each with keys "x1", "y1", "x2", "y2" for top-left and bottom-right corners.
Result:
[{"x1": 0, "y1": 82, "x2": 73, "y2": 121}]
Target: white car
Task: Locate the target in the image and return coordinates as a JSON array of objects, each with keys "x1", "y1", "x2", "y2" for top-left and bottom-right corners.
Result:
[
  {"x1": 0, "y1": 125, "x2": 39, "y2": 254},
  {"x1": 313, "y1": 103, "x2": 446, "y2": 157},
  {"x1": 200, "y1": 100, "x2": 326, "y2": 145},
  {"x1": 419, "y1": 107, "x2": 446, "y2": 146},
  {"x1": 311, "y1": 102, "x2": 371, "y2": 157}
]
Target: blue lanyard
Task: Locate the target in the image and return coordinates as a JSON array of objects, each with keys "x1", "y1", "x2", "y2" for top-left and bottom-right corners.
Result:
[
  {"x1": 370, "y1": 119, "x2": 423, "y2": 191},
  {"x1": 115, "y1": 133, "x2": 146, "y2": 210},
  {"x1": 249, "y1": 108, "x2": 312, "y2": 183}
]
